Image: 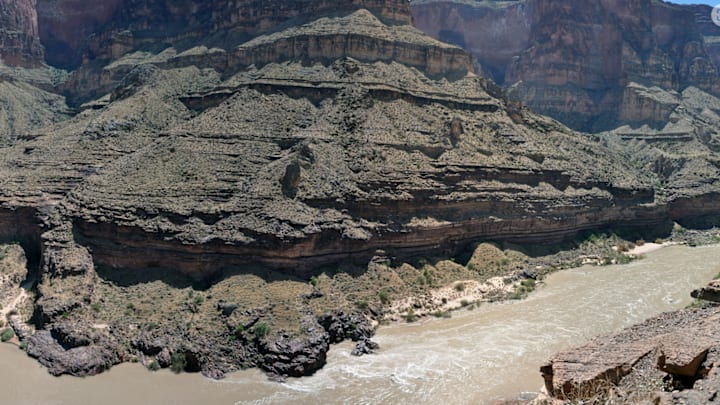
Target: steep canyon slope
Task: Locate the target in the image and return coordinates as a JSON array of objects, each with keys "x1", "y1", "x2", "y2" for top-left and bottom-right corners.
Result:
[
  {"x1": 412, "y1": 0, "x2": 720, "y2": 227},
  {"x1": 0, "y1": 0, "x2": 717, "y2": 380}
]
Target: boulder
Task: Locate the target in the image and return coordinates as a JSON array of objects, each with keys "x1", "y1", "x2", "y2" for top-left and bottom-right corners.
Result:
[
  {"x1": 26, "y1": 330, "x2": 120, "y2": 377},
  {"x1": 691, "y1": 280, "x2": 720, "y2": 303}
]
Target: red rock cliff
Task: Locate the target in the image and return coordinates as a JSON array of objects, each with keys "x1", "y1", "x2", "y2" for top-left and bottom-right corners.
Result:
[
  {"x1": 37, "y1": 0, "x2": 414, "y2": 69},
  {"x1": 0, "y1": 0, "x2": 44, "y2": 67},
  {"x1": 412, "y1": 0, "x2": 720, "y2": 131}
]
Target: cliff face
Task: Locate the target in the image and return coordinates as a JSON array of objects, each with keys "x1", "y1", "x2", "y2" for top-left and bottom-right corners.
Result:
[
  {"x1": 410, "y1": 0, "x2": 531, "y2": 82},
  {"x1": 37, "y1": 0, "x2": 413, "y2": 70},
  {"x1": 686, "y1": 4, "x2": 720, "y2": 73},
  {"x1": 411, "y1": 0, "x2": 720, "y2": 131},
  {"x1": 36, "y1": 0, "x2": 467, "y2": 104},
  {"x1": 0, "y1": 0, "x2": 44, "y2": 67}
]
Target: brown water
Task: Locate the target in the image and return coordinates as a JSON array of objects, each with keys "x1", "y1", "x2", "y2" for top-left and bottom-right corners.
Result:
[{"x1": 2, "y1": 245, "x2": 719, "y2": 405}]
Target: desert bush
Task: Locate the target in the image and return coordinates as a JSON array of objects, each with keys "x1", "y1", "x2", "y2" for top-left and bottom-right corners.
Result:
[
  {"x1": 378, "y1": 290, "x2": 389, "y2": 305},
  {"x1": 254, "y1": 322, "x2": 271, "y2": 339},
  {"x1": 170, "y1": 352, "x2": 187, "y2": 373},
  {"x1": 402, "y1": 308, "x2": 417, "y2": 323},
  {"x1": 1, "y1": 328, "x2": 15, "y2": 342}
]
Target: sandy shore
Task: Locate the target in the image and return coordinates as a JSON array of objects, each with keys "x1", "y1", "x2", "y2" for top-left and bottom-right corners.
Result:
[
  {"x1": 383, "y1": 276, "x2": 520, "y2": 322},
  {"x1": 626, "y1": 241, "x2": 677, "y2": 256}
]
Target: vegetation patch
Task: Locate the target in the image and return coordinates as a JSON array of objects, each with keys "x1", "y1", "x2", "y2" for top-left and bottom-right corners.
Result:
[{"x1": 0, "y1": 328, "x2": 15, "y2": 342}]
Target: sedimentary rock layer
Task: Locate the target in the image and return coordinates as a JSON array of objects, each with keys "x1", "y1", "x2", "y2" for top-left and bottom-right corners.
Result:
[
  {"x1": 411, "y1": 0, "x2": 720, "y2": 131},
  {"x1": 0, "y1": 0, "x2": 44, "y2": 67},
  {"x1": 37, "y1": 0, "x2": 414, "y2": 69}
]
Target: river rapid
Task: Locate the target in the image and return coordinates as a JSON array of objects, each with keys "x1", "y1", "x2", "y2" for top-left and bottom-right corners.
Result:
[{"x1": 2, "y1": 244, "x2": 719, "y2": 404}]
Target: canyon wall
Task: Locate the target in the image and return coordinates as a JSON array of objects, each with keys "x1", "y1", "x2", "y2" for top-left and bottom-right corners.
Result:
[
  {"x1": 2, "y1": 0, "x2": 720, "y2": 380},
  {"x1": 0, "y1": 0, "x2": 44, "y2": 67},
  {"x1": 411, "y1": 0, "x2": 720, "y2": 131},
  {"x1": 37, "y1": 0, "x2": 413, "y2": 70}
]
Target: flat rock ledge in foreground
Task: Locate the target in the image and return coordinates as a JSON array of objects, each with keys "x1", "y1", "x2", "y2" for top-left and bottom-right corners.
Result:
[{"x1": 541, "y1": 304, "x2": 720, "y2": 403}]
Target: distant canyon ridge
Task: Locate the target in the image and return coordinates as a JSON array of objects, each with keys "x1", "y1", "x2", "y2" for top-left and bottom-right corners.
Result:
[
  {"x1": 3, "y1": 0, "x2": 719, "y2": 132},
  {"x1": 412, "y1": 0, "x2": 720, "y2": 131}
]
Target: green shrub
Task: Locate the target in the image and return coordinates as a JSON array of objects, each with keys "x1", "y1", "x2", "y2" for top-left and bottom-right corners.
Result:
[
  {"x1": 378, "y1": 290, "x2": 389, "y2": 305},
  {"x1": 254, "y1": 322, "x2": 271, "y2": 339},
  {"x1": 454, "y1": 282, "x2": 466, "y2": 292},
  {"x1": 423, "y1": 269, "x2": 433, "y2": 286},
  {"x1": 402, "y1": 308, "x2": 417, "y2": 323},
  {"x1": 309, "y1": 276, "x2": 319, "y2": 287},
  {"x1": 170, "y1": 352, "x2": 187, "y2": 373},
  {"x1": 148, "y1": 360, "x2": 160, "y2": 371},
  {"x1": 355, "y1": 300, "x2": 368, "y2": 311},
  {"x1": 91, "y1": 303, "x2": 102, "y2": 313},
  {"x1": 1, "y1": 328, "x2": 14, "y2": 342}
]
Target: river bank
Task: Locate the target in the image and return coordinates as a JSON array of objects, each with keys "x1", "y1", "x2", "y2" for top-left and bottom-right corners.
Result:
[
  {"x1": 0, "y1": 228, "x2": 716, "y2": 382},
  {"x1": 2, "y1": 243, "x2": 720, "y2": 404}
]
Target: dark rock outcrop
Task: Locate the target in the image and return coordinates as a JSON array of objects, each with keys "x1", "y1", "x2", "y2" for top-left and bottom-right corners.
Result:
[
  {"x1": 259, "y1": 317, "x2": 330, "y2": 378},
  {"x1": 26, "y1": 330, "x2": 121, "y2": 377},
  {"x1": 692, "y1": 280, "x2": 720, "y2": 303}
]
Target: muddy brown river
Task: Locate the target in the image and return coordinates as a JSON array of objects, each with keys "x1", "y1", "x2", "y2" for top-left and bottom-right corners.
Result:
[{"x1": 2, "y1": 245, "x2": 719, "y2": 404}]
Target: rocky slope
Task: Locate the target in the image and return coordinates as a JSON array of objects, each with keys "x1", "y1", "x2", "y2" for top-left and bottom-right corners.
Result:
[
  {"x1": 0, "y1": 0, "x2": 719, "y2": 382},
  {"x1": 411, "y1": 0, "x2": 720, "y2": 132},
  {"x1": 0, "y1": 0, "x2": 70, "y2": 140}
]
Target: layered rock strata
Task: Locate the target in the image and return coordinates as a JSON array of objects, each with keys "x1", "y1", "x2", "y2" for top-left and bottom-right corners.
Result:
[
  {"x1": 411, "y1": 0, "x2": 720, "y2": 132},
  {"x1": 0, "y1": 0, "x2": 720, "y2": 382},
  {"x1": 0, "y1": 0, "x2": 44, "y2": 67},
  {"x1": 37, "y1": 0, "x2": 413, "y2": 70}
]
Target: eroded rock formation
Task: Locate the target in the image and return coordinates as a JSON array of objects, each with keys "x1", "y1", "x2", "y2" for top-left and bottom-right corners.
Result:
[
  {"x1": 0, "y1": 0, "x2": 720, "y2": 382},
  {"x1": 0, "y1": 0, "x2": 44, "y2": 67},
  {"x1": 540, "y1": 303, "x2": 720, "y2": 403},
  {"x1": 411, "y1": 0, "x2": 720, "y2": 131}
]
